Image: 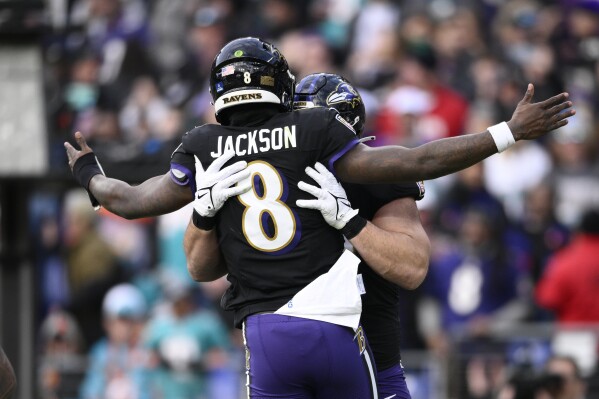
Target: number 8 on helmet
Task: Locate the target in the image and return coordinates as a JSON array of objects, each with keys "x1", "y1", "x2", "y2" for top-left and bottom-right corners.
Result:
[{"x1": 209, "y1": 37, "x2": 296, "y2": 123}]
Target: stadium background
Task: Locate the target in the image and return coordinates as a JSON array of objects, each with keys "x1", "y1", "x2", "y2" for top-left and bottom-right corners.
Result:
[{"x1": 0, "y1": 0, "x2": 599, "y2": 398}]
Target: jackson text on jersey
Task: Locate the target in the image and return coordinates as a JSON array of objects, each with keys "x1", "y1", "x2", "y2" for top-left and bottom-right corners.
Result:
[{"x1": 210, "y1": 125, "x2": 297, "y2": 158}]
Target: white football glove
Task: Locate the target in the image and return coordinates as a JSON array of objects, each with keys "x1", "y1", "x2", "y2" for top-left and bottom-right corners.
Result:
[
  {"x1": 296, "y1": 162, "x2": 359, "y2": 230},
  {"x1": 194, "y1": 151, "x2": 252, "y2": 217}
]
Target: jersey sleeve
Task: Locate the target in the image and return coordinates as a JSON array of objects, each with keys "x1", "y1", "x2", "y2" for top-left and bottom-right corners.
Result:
[
  {"x1": 387, "y1": 181, "x2": 426, "y2": 201},
  {"x1": 318, "y1": 108, "x2": 360, "y2": 173},
  {"x1": 170, "y1": 137, "x2": 196, "y2": 194}
]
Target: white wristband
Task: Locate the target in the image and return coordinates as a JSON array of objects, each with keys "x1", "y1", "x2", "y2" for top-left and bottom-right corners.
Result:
[{"x1": 488, "y1": 122, "x2": 515, "y2": 153}]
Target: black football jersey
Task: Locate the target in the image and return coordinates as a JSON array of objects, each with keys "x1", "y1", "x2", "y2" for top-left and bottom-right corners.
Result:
[
  {"x1": 171, "y1": 108, "x2": 360, "y2": 327},
  {"x1": 344, "y1": 181, "x2": 425, "y2": 371}
]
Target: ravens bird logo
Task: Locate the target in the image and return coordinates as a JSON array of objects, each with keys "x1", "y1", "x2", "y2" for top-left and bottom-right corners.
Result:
[{"x1": 326, "y1": 83, "x2": 362, "y2": 109}]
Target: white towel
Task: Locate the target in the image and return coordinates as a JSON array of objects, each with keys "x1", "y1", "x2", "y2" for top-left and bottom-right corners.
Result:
[{"x1": 275, "y1": 249, "x2": 363, "y2": 330}]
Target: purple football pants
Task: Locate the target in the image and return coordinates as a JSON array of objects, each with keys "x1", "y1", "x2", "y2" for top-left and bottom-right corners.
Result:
[
  {"x1": 243, "y1": 314, "x2": 378, "y2": 399},
  {"x1": 376, "y1": 363, "x2": 411, "y2": 399}
]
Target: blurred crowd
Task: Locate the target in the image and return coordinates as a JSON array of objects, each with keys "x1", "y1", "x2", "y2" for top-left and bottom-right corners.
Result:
[{"x1": 32, "y1": 0, "x2": 599, "y2": 398}]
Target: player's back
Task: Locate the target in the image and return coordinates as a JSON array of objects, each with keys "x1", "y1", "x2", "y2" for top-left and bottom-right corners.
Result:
[{"x1": 173, "y1": 107, "x2": 360, "y2": 326}]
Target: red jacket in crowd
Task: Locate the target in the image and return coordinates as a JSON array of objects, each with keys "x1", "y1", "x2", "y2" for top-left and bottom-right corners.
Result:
[{"x1": 536, "y1": 235, "x2": 599, "y2": 323}]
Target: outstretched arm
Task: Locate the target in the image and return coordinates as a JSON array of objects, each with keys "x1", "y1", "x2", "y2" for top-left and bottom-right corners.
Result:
[
  {"x1": 336, "y1": 85, "x2": 574, "y2": 183},
  {"x1": 88, "y1": 173, "x2": 192, "y2": 219},
  {"x1": 349, "y1": 197, "x2": 430, "y2": 289},
  {"x1": 65, "y1": 132, "x2": 193, "y2": 219}
]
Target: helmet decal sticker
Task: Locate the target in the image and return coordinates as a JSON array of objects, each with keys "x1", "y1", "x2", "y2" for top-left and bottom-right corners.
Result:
[
  {"x1": 327, "y1": 83, "x2": 361, "y2": 108},
  {"x1": 260, "y1": 76, "x2": 275, "y2": 86},
  {"x1": 221, "y1": 65, "x2": 235, "y2": 76}
]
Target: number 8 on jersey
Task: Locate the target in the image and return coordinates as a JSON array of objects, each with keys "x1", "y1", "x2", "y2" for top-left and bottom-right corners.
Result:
[{"x1": 238, "y1": 161, "x2": 300, "y2": 253}]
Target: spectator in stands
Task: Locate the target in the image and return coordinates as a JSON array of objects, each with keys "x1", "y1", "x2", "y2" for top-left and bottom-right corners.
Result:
[
  {"x1": 119, "y1": 76, "x2": 171, "y2": 143},
  {"x1": 256, "y1": 0, "x2": 302, "y2": 40},
  {"x1": 497, "y1": 369, "x2": 563, "y2": 399},
  {"x1": 184, "y1": 4, "x2": 228, "y2": 84},
  {"x1": 81, "y1": 0, "x2": 149, "y2": 52},
  {"x1": 30, "y1": 194, "x2": 70, "y2": 316},
  {"x1": 63, "y1": 52, "x2": 102, "y2": 142},
  {"x1": 64, "y1": 52, "x2": 100, "y2": 118},
  {"x1": 536, "y1": 208, "x2": 599, "y2": 323},
  {"x1": 87, "y1": 105, "x2": 122, "y2": 143},
  {"x1": 483, "y1": 139, "x2": 553, "y2": 221},
  {"x1": 74, "y1": 0, "x2": 154, "y2": 108},
  {"x1": 385, "y1": 43, "x2": 469, "y2": 141},
  {"x1": 38, "y1": 309, "x2": 86, "y2": 399},
  {"x1": 80, "y1": 283, "x2": 151, "y2": 399},
  {"x1": 278, "y1": 32, "x2": 336, "y2": 80},
  {"x1": 381, "y1": 84, "x2": 434, "y2": 146},
  {"x1": 433, "y1": 8, "x2": 485, "y2": 100},
  {"x1": 434, "y1": 163, "x2": 507, "y2": 235},
  {"x1": 420, "y1": 206, "x2": 529, "y2": 356},
  {"x1": 545, "y1": 355, "x2": 587, "y2": 399},
  {"x1": 346, "y1": 0, "x2": 401, "y2": 89},
  {"x1": 96, "y1": 209, "x2": 153, "y2": 274},
  {"x1": 548, "y1": 107, "x2": 599, "y2": 229},
  {"x1": 143, "y1": 277, "x2": 233, "y2": 399},
  {"x1": 63, "y1": 189, "x2": 122, "y2": 347},
  {"x1": 517, "y1": 183, "x2": 569, "y2": 285}
]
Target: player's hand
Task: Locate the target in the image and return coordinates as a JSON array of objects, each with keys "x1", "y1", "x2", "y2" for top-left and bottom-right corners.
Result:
[
  {"x1": 194, "y1": 151, "x2": 251, "y2": 217},
  {"x1": 64, "y1": 131, "x2": 94, "y2": 172},
  {"x1": 507, "y1": 84, "x2": 576, "y2": 141},
  {"x1": 296, "y1": 162, "x2": 359, "y2": 230},
  {"x1": 64, "y1": 132, "x2": 104, "y2": 209}
]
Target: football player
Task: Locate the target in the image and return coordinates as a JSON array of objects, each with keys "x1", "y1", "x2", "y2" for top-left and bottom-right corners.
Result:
[
  {"x1": 177, "y1": 38, "x2": 571, "y2": 398},
  {"x1": 179, "y1": 41, "x2": 381, "y2": 398},
  {"x1": 66, "y1": 37, "x2": 574, "y2": 398},
  {"x1": 293, "y1": 73, "x2": 428, "y2": 399}
]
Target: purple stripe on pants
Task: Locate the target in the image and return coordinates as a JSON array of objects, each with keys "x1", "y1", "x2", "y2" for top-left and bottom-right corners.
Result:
[{"x1": 243, "y1": 314, "x2": 378, "y2": 399}]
